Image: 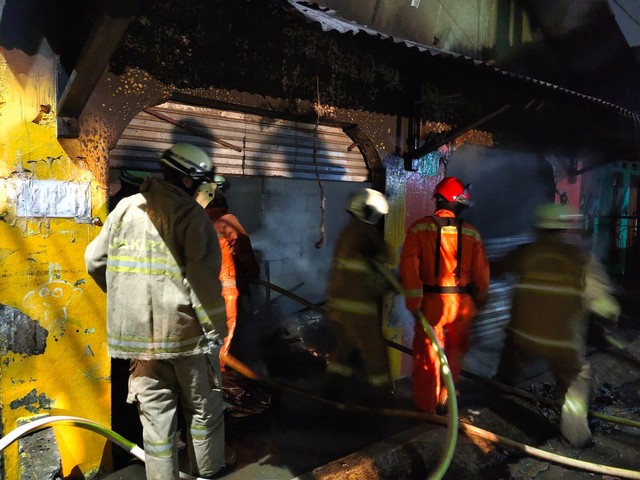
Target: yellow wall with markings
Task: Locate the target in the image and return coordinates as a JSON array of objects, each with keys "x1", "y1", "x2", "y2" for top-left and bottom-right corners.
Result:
[{"x1": 0, "y1": 42, "x2": 110, "y2": 478}]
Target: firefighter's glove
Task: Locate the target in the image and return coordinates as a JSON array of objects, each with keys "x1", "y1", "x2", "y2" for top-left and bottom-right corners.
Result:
[{"x1": 204, "y1": 330, "x2": 223, "y2": 354}]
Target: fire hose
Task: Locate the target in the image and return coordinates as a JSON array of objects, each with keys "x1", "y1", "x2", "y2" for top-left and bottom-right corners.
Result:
[
  {"x1": 255, "y1": 277, "x2": 458, "y2": 480},
  {"x1": 255, "y1": 277, "x2": 640, "y2": 429},
  {"x1": 2, "y1": 280, "x2": 639, "y2": 479},
  {"x1": 250, "y1": 277, "x2": 640, "y2": 479},
  {"x1": 2, "y1": 349, "x2": 640, "y2": 479},
  {"x1": 0, "y1": 417, "x2": 209, "y2": 480}
]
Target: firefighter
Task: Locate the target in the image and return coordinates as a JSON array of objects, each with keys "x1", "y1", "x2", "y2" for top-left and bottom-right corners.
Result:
[
  {"x1": 400, "y1": 176, "x2": 490, "y2": 414},
  {"x1": 107, "y1": 168, "x2": 150, "y2": 468},
  {"x1": 195, "y1": 177, "x2": 260, "y2": 370},
  {"x1": 85, "y1": 143, "x2": 234, "y2": 479},
  {"x1": 322, "y1": 188, "x2": 395, "y2": 406},
  {"x1": 494, "y1": 202, "x2": 620, "y2": 448},
  {"x1": 109, "y1": 169, "x2": 149, "y2": 210}
]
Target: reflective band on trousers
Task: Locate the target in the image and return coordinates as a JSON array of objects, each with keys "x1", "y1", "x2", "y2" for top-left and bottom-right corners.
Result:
[
  {"x1": 335, "y1": 257, "x2": 370, "y2": 273},
  {"x1": 328, "y1": 297, "x2": 378, "y2": 315},
  {"x1": 563, "y1": 395, "x2": 588, "y2": 416},
  {"x1": 190, "y1": 423, "x2": 210, "y2": 441},
  {"x1": 515, "y1": 283, "x2": 582, "y2": 296},
  {"x1": 144, "y1": 437, "x2": 173, "y2": 459},
  {"x1": 509, "y1": 328, "x2": 579, "y2": 349}
]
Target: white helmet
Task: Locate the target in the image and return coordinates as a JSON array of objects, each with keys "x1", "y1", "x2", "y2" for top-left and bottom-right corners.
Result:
[
  {"x1": 160, "y1": 143, "x2": 215, "y2": 181},
  {"x1": 347, "y1": 188, "x2": 389, "y2": 225}
]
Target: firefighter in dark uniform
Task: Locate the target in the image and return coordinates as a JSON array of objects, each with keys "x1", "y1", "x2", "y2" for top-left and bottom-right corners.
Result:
[
  {"x1": 494, "y1": 202, "x2": 620, "y2": 448},
  {"x1": 322, "y1": 188, "x2": 395, "y2": 406}
]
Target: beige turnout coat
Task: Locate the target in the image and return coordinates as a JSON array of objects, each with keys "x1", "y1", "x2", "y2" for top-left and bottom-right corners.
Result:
[{"x1": 85, "y1": 178, "x2": 227, "y2": 360}]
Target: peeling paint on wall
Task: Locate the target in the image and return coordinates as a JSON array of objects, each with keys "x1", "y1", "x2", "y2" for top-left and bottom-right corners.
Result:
[
  {"x1": 0, "y1": 38, "x2": 111, "y2": 479},
  {"x1": 9, "y1": 389, "x2": 53, "y2": 414},
  {"x1": 0, "y1": 304, "x2": 48, "y2": 356},
  {"x1": 18, "y1": 422, "x2": 62, "y2": 480}
]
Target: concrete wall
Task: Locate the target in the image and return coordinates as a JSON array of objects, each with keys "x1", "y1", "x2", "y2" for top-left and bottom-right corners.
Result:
[
  {"x1": 0, "y1": 32, "x2": 110, "y2": 480},
  {"x1": 222, "y1": 175, "x2": 366, "y2": 327}
]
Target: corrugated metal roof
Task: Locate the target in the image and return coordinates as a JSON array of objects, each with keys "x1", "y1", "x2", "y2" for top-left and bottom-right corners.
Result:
[{"x1": 288, "y1": 1, "x2": 640, "y2": 121}]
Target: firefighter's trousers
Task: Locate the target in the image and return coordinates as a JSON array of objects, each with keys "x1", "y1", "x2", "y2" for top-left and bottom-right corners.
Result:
[
  {"x1": 127, "y1": 354, "x2": 225, "y2": 480},
  {"x1": 496, "y1": 332, "x2": 591, "y2": 447},
  {"x1": 413, "y1": 293, "x2": 476, "y2": 413},
  {"x1": 324, "y1": 312, "x2": 392, "y2": 405},
  {"x1": 220, "y1": 291, "x2": 238, "y2": 368}
]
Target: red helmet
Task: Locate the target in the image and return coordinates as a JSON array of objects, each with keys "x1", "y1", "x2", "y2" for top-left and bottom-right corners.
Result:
[{"x1": 434, "y1": 177, "x2": 471, "y2": 205}]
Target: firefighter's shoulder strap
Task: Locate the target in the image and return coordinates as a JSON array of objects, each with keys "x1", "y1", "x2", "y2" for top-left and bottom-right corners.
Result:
[{"x1": 431, "y1": 215, "x2": 464, "y2": 278}]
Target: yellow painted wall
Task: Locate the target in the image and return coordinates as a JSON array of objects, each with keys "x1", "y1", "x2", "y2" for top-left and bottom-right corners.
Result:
[
  {"x1": 0, "y1": 42, "x2": 110, "y2": 479},
  {"x1": 383, "y1": 158, "x2": 409, "y2": 379}
]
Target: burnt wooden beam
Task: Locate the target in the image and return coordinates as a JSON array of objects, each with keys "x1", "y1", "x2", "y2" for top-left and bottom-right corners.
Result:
[
  {"x1": 57, "y1": 1, "x2": 139, "y2": 138},
  {"x1": 405, "y1": 103, "x2": 512, "y2": 166}
]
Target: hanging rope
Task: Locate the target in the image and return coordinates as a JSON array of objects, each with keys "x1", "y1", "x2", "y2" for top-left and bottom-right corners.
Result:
[{"x1": 313, "y1": 75, "x2": 326, "y2": 249}]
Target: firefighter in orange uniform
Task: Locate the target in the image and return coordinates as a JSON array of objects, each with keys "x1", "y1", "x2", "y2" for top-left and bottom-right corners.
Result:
[
  {"x1": 196, "y1": 177, "x2": 260, "y2": 369},
  {"x1": 323, "y1": 188, "x2": 395, "y2": 406},
  {"x1": 400, "y1": 176, "x2": 490, "y2": 413}
]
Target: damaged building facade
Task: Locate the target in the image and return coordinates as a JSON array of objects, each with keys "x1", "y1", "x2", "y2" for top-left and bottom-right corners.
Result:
[{"x1": 1, "y1": 0, "x2": 640, "y2": 477}]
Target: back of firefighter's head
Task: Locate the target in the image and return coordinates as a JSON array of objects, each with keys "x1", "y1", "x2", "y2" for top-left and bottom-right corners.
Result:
[
  {"x1": 535, "y1": 203, "x2": 584, "y2": 231},
  {"x1": 119, "y1": 169, "x2": 149, "y2": 188},
  {"x1": 347, "y1": 188, "x2": 389, "y2": 225},
  {"x1": 160, "y1": 143, "x2": 215, "y2": 196},
  {"x1": 434, "y1": 176, "x2": 472, "y2": 214}
]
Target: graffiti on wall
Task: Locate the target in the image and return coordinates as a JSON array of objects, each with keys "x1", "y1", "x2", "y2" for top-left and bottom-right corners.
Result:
[{"x1": 22, "y1": 264, "x2": 83, "y2": 338}]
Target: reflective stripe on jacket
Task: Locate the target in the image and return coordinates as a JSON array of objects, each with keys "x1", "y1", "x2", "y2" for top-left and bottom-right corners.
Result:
[
  {"x1": 326, "y1": 218, "x2": 391, "y2": 317},
  {"x1": 498, "y1": 232, "x2": 590, "y2": 348},
  {"x1": 400, "y1": 209, "x2": 490, "y2": 313},
  {"x1": 85, "y1": 178, "x2": 227, "y2": 360}
]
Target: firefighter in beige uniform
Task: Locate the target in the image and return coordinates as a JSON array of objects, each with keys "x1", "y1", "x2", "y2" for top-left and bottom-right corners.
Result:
[
  {"x1": 495, "y1": 203, "x2": 620, "y2": 448},
  {"x1": 323, "y1": 188, "x2": 395, "y2": 405},
  {"x1": 85, "y1": 143, "x2": 230, "y2": 479}
]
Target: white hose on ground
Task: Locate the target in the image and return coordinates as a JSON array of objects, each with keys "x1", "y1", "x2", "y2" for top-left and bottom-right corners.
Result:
[{"x1": 0, "y1": 415, "x2": 205, "y2": 480}]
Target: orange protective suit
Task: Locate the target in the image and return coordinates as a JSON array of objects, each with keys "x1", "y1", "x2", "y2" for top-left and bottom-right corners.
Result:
[
  {"x1": 400, "y1": 209, "x2": 490, "y2": 413},
  {"x1": 205, "y1": 205, "x2": 259, "y2": 368}
]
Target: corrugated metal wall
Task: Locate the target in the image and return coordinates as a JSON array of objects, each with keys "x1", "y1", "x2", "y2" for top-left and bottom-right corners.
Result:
[
  {"x1": 110, "y1": 101, "x2": 369, "y2": 182},
  {"x1": 470, "y1": 234, "x2": 533, "y2": 344}
]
